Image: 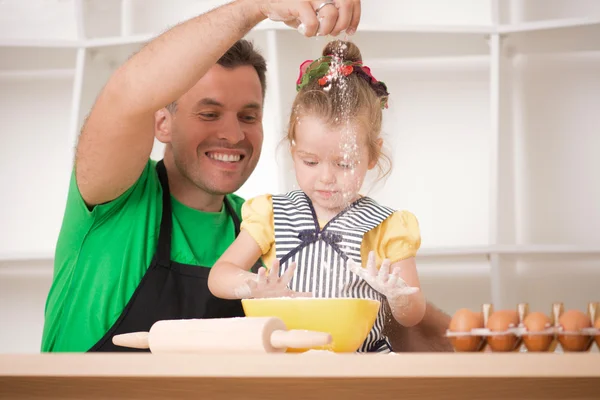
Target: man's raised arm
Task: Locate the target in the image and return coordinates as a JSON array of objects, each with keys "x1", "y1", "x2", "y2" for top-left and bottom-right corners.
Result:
[{"x1": 75, "y1": 1, "x2": 266, "y2": 206}]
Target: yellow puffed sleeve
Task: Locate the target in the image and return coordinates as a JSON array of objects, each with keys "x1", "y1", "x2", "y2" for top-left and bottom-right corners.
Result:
[
  {"x1": 240, "y1": 194, "x2": 276, "y2": 262},
  {"x1": 360, "y1": 210, "x2": 421, "y2": 267}
]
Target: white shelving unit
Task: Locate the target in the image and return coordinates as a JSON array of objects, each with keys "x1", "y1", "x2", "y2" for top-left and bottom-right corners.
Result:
[{"x1": 1, "y1": 0, "x2": 599, "y2": 353}]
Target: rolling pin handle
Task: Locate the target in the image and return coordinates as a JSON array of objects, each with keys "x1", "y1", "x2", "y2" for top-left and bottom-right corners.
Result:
[{"x1": 112, "y1": 332, "x2": 150, "y2": 349}]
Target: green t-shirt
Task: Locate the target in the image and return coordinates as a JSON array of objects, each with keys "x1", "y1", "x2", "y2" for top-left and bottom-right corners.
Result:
[{"x1": 41, "y1": 159, "x2": 245, "y2": 352}]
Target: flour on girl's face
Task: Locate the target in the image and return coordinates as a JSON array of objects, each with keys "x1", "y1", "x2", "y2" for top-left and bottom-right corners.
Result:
[{"x1": 291, "y1": 117, "x2": 370, "y2": 216}]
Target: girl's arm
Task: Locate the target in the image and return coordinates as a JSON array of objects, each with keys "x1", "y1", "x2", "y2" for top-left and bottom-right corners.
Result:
[
  {"x1": 207, "y1": 230, "x2": 263, "y2": 299},
  {"x1": 208, "y1": 230, "x2": 307, "y2": 300},
  {"x1": 386, "y1": 258, "x2": 426, "y2": 327}
]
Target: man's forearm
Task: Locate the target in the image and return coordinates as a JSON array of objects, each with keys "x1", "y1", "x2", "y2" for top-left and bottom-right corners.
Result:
[{"x1": 386, "y1": 301, "x2": 454, "y2": 352}]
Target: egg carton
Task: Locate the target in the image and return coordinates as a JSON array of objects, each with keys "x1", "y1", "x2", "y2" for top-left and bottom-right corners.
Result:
[
  {"x1": 445, "y1": 301, "x2": 600, "y2": 352},
  {"x1": 446, "y1": 326, "x2": 600, "y2": 337}
]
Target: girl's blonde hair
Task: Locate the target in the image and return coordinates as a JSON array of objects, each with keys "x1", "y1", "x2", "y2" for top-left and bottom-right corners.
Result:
[{"x1": 286, "y1": 40, "x2": 391, "y2": 181}]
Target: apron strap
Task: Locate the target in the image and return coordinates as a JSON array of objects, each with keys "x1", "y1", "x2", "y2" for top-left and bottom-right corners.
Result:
[
  {"x1": 155, "y1": 160, "x2": 242, "y2": 265},
  {"x1": 223, "y1": 196, "x2": 241, "y2": 237},
  {"x1": 156, "y1": 160, "x2": 173, "y2": 266}
]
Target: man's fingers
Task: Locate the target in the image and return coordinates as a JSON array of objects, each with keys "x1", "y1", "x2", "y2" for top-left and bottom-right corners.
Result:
[
  {"x1": 348, "y1": 0, "x2": 361, "y2": 35},
  {"x1": 295, "y1": 1, "x2": 320, "y2": 36},
  {"x1": 313, "y1": 0, "x2": 337, "y2": 36},
  {"x1": 261, "y1": 0, "x2": 360, "y2": 37},
  {"x1": 284, "y1": 18, "x2": 301, "y2": 29},
  {"x1": 330, "y1": 0, "x2": 352, "y2": 36}
]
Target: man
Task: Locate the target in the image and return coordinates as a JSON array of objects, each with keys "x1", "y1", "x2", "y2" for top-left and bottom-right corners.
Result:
[{"x1": 41, "y1": 0, "x2": 452, "y2": 352}]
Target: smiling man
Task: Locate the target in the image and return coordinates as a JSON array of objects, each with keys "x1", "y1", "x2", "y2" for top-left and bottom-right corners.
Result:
[{"x1": 40, "y1": 0, "x2": 365, "y2": 352}]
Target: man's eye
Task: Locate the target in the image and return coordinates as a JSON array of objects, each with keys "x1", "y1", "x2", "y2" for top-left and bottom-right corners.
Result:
[
  {"x1": 199, "y1": 113, "x2": 218, "y2": 119},
  {"x1": 303, "y1": 160, "x2": 318, "y2": 166},
  {"x1": 241, "y1": 115, "x2": 257, "y2": 123}
]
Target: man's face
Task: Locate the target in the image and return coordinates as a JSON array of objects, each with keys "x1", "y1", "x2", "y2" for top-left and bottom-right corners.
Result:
[{"x1": 160, "y1": 64, "x2": 264, "y2": 195}]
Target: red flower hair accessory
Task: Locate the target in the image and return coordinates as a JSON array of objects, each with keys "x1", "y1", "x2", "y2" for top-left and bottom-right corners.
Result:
[{"x1": 296, "y1": 55, "x2": 389, "y2": 109}]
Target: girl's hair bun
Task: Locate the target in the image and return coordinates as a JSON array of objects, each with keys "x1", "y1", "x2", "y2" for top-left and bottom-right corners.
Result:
[{"x1": 322, "y1": 40, "x2": 362, "y2": 63}]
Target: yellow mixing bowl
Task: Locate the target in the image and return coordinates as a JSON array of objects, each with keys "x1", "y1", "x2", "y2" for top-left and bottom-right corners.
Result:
[{"x1": 241, "y1": 297, "x2": 380, "y2": 353}]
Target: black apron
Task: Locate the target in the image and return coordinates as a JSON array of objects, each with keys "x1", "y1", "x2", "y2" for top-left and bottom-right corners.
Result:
[{"x1": 89, "y1": 160, "x2": 250, "y2": 352}]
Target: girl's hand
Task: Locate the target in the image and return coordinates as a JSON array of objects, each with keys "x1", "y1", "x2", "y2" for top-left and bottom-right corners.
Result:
[
  {"x1": 255, "y1": 0, "x2": 361, "y2": 37},
  {"x1": 348, "y1": 251, "x2": 420, "y2": 300},
  {"x1": 243, "y1": 259, "x2": 312, "y2": 299}
]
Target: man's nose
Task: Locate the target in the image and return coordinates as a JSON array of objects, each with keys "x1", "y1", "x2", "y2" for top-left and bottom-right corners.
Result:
[{"x1": 218, "y1": 116, "x2": 245, "y2": 143}]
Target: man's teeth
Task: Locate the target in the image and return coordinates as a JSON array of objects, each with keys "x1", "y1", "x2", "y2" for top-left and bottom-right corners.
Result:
[{"x1": 208, "y1": 153, "x2": 241, "y2": 162}]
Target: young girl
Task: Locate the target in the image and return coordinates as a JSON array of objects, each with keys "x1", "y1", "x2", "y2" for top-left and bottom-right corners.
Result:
[{"x1": 208, "y1": 40, "x2": 426, "y2": 353}]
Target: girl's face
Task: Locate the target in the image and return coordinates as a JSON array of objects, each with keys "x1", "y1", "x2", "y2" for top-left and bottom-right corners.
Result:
[{"x1": 291, "y1": 115, "x2": 378, "y2": 216}]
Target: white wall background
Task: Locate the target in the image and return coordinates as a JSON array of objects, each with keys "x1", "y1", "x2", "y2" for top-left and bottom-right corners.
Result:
[{"x1": 1, "y1": 0, "x2": 599, "y2": 353}]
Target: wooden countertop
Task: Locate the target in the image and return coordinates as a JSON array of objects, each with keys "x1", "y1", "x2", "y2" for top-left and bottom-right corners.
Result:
[{"x1": 1, "y1": 353, "x2": 599, "y2": 399}]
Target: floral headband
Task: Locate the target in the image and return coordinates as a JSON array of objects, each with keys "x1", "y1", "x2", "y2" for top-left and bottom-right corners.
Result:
[{"x1": 295, "y1": 55, "x2": 390, "y2": 109}]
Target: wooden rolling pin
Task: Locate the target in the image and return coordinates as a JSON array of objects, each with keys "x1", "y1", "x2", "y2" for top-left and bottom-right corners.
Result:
[{"x1": 112, "y1": 317, "x2": 332, "y2": 353}]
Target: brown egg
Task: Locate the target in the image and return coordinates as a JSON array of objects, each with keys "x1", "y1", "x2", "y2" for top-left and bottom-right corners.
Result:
[
  {"x1": 558, "y1": 309, "x2": 592, "y2": 352},
  {"x1": 486, "y1": 310, "x2": 519, "y2": 352},
  {"x1": 448, "y1": 308, "x2": 484, "y2": 352},
  {"x1": 594, "y1": 317, "x2": 600, "y2": 349},
  {"x1": 522, "y1": 312, "x2": 553, "y2": 352}
]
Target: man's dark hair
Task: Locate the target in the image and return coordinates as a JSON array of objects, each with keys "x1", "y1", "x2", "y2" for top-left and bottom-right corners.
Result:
[{"x1": 166, "y1": 39, "x2": 267, "y2": 113}]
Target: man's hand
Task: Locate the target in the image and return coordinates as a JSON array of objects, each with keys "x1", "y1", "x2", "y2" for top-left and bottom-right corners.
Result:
[
  {"x1": 238, "y1": 259, "x2": 312, "y2": 299},
  {"x1": 385, "y1": 302, "x2": 454, "y2": 352},
  {"x1": 348, "y1": 251, "x2": 420, "y2": 300},
  {"x1": 255, "y1": 0, "x2": 361, "y2": 37}
]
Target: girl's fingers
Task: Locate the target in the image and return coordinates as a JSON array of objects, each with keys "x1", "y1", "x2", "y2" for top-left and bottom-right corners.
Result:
[
  {"x1": 366, "y1": 251, "x2": 378, "y2": 277},
  {"x1": 378, "y1": 258, "x2": 391, "y2": 282},
  {"x1": 280, "y1": 261, "x2": 297, "y2": 285},
  {"x1": 256, "y1": 267, "x2": 268, "y2": 288},
  {"x1": 269, "y1": 258, "x2": 281, "y2": 280},
  {"x1": 386, "y1": 274, "x2": 397, "y2": 290}
]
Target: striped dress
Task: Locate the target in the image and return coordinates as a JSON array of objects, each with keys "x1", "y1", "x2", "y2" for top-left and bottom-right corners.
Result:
[{"x1": 272, "y1": 190, "x2": 395, "y2": 353}]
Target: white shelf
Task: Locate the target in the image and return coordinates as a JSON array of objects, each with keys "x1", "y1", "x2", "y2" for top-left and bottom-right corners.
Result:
[
  {"x1": 503, "y1": 19, "x2": 600, "y2": 54},
  {"x1": 0, "y1": 39, "x2": 80, "y2": 48},
  {"x1": 84, "y1": 34, "x2": 154, "y2": 48},
  {"x1": 419, "y1": 245, "x2": 600, "y2": 258},
  {"x1": 366, "y1": 55, "x2": 489, "y2": 72},
  {"x1": 494, "y1": 245, "x2": 600, "y2": 256},
  {"x1": 0, "y1": 252, "x2": 55, "y2": 263},
  {"x1": 498, "y1": 17, "x2": 600, "y2": 33},
  {"x1": 0, "y1": 69, "x2": 75, "y2": 80}
]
